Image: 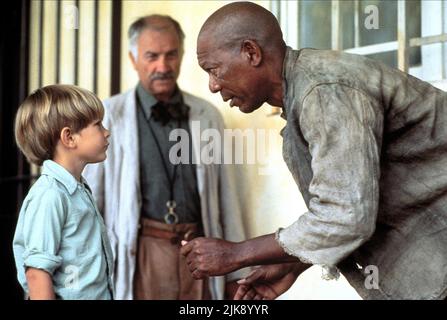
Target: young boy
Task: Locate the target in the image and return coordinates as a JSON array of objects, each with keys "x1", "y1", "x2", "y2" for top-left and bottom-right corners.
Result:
[{"x1": 13, "y1": 84, "x2": 114, "y2": 300}]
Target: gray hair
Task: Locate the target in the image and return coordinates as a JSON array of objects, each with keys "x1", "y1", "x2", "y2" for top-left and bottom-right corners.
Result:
[{"x1": 128, "y1": 15, "x2": 185, "y2": 60}]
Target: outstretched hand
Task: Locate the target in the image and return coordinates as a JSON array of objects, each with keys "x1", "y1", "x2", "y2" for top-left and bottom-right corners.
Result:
[
  {"x1": 233, "y1": 263, "x2": 303, "y2": 300},
  {"x1": 181, "y1": 237, "x2": 240, "y2": 279}
]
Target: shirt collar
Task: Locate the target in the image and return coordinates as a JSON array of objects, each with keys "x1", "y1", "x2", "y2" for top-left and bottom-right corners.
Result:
[
  {"x1": 281, "y1": 46, "x2": 298, "y2": 120},
  {"x1": 136, "y1": 82, "x2": 185, "y2": 121},
  {"x1": 42, "y1": 160, "x2": 88, "y2": 195}
]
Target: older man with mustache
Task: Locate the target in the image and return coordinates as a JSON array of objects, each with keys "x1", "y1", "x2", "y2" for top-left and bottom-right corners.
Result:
[{"x1": 84, "y1": 14, "x2": 246, "y2": 300}]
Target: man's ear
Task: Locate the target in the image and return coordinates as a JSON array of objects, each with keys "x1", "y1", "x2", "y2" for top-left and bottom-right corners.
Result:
[
  {"x1": 59, "y1": 127, "x2": 77, "y2": 149},
  {"x1": 128, "y1": 51, "x2": 137, "y2": 70},
  {"x1": 241, "y1": 40, "x2": 262, "y2": 67}
]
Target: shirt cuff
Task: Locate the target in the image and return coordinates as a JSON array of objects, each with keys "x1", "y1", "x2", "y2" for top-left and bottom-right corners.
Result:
[
  {"x1": 226, "y1": 267, "x2": 251, "y2": 283},
  {"x1": 275, "y1": 228, "x2": 340, "y2": 281},
  {"x1": 23, "y1": 249, "x2": 63, "y2": 275}
]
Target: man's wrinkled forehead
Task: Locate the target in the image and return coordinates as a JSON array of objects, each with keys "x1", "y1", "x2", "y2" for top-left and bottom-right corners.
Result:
[
  {"x1": 196, "y1": 48, "x2": 211, "y2": 70},
  {"x1": 196, "y1": 33, "x2": 216, "y2": 60},
  {"x1": 198, "y1": 24, "x2": 227, "y2": 49}
]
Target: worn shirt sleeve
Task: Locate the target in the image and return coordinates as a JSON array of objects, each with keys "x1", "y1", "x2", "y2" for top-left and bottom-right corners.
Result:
[
  {"x1": 22, "y1": 188, "x2": 66, "y2": 274},
  {"x1": 277, "y1": 84, "x2": 382, "y2": 270}
]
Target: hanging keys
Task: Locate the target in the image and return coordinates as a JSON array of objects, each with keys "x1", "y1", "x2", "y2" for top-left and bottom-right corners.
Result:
[{"x1": 164, "y1": 200, "x2": 179, "y2": 224}]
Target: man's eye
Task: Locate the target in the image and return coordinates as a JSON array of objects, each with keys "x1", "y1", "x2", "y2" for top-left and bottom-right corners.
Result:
[
  {"x1": 167, "y1": 52, "x2": 178, "y2": 59},
  {"x1": 146, "y1": 54, "x2": 157, "y2": 61}
]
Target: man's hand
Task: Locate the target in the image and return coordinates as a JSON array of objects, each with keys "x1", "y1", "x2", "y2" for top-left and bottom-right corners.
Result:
[
  {"x1": 233, "y1": 262, "x2": 306, "y2": 300},
  {"x1": 225, "y1": 281, "x2": 239, "y2": 300},
  {"x1": 181, "y1": 233, "x2": 301, "y2": 281},
  {"x1": 180, "y1": 237, "x2": 240, "y2": 279}
]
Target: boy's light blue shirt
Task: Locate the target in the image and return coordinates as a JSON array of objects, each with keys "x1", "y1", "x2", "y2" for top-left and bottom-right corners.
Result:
[{"x1": 13, "y1": 160, "x2": 114, "y2": 299}]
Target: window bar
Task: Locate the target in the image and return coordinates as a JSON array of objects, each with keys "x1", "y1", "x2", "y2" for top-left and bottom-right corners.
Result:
[
  {"x1": 270, "y1": 0, "x2": 280, "y2": 24},
  {"x1": 17, "y1": 0, "x2": 30, "y2": 213},
  {"x1": 344, "y1": 41, "x2": 397, "y2": 55},
  {"x1": 354, "y1": 0, "x2": 360, "y2": 48},
  {"x1": 110, "y1": 0, "x2": 121, "y2": 95},
  {"x1": 32, "y1": 0, "x2": 44, "y2": 182},
  {"x1": 279, "y1": 0, "x2": 288, "y2": 45},
  {"x1": 268, "y1": 0, "x2": 282, "y2": 116},
  {"x1": 345, "y1": 34, "x2": 447, "y2": 56},
  {"x1": 331, "y1": 0, "x2": 341, "y2": 50},
  {"x1": 409, "y1": 34, "x2": 447, "y2": 47},
  {"x1": 442, "y1": 0, "x2": 446, "y2": 80},
  {"x1": 38, "y1": 0, "x2": 43, "y2": 89},
  {"x1": 296, "y1": 0, "x2": 300, "y2": 49},
  {"x1": 74, "y1": 0, "x2": 79, "y2": 85},
  {"x1": 93, "y1": 0, "x2": 99, "y2": 94},
  {"x1": 55, "y1": 0, "x2": 61, "y2": 84},
  {"x1": 397, "y1": 0, "x2": 409, "y2": 72}
]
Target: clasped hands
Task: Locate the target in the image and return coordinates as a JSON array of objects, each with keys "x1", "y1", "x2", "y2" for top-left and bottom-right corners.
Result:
[{"x1": 181, "y1": 237, "x2": 303, "y2": 300}]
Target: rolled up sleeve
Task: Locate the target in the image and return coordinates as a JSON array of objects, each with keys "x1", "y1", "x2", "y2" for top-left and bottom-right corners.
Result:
[
  {"x1": 23, "y1": 250, "x2": 63, "y2": 275},
  {"x1": 22, "y1": 188, "x2": 66, "y2": 274},
  {"x1": 277, "y1": 84, "x2": 382, "y2": 267}
]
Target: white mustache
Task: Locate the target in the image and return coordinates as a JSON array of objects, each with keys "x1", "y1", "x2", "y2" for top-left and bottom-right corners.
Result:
[{"x1": 150, "y1": 72, "x2": 175, "y2": 81}]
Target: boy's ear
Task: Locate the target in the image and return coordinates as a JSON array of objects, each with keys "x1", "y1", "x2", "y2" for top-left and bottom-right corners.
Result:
[{"x1": 59, "y1": 127, "x2": 77, "y2": 148}]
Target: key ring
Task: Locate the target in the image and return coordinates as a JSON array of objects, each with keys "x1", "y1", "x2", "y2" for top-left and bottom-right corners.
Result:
[{"x1": 164, "y1": 200, "x2": 179, "y2": 224}]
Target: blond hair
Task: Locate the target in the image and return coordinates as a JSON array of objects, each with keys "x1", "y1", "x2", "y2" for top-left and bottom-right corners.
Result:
[{"x1": 15, "y1": 84, "x2": 104, "y2": 166}]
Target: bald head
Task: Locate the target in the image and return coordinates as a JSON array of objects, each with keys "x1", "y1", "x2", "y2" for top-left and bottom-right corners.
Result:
[
  {"x1": 196, "y1": 2, "x2": 286, "y2": 111},
  {"x1": 198, "y1": 2, "x2": 285, "y2": 54}
]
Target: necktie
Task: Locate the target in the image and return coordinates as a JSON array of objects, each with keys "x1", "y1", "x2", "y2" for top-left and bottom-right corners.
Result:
[{"x1": 151, "y1": 101, "x2": 189, "y2": 125}]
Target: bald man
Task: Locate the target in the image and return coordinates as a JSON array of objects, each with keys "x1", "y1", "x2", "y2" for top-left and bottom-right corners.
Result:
[{"x1": 181, "y1": 2, "x2": 447, "y2": 300}]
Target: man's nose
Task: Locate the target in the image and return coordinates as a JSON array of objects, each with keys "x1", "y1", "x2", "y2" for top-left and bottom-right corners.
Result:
[
  {"x1": 209, "y1": 75, "x2": 221, "y2": 93},
  {"x1": 155, "y1": 56, "x2": 170, "y2": 73},
  {"x1": 104, "y1": 127, "x2": 111, "y2": 138}
]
